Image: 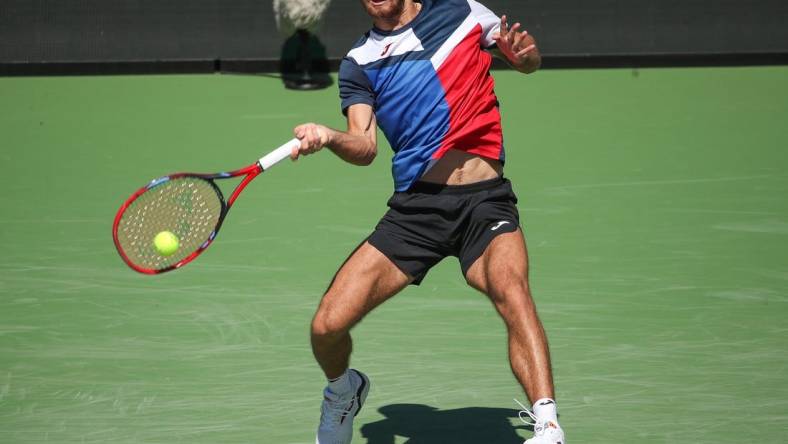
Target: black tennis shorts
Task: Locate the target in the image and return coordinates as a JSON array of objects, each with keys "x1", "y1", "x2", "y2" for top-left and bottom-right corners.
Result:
[{"x1": 368, "y1": 176, "x2": 520, "y2": 285}]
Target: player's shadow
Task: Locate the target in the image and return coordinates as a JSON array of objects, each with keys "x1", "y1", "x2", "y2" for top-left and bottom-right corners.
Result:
[{"x1": 361, "y1": 404, "x2": 531, "y2": 444}]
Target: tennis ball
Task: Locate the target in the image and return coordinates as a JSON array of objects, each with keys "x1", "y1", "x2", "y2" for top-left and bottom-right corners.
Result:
[{"x1": 153, "y1": 231, "x2": 179, "y2": 256}]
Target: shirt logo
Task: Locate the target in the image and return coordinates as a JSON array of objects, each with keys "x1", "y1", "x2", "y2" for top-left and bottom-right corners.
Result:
[
  {"x1": 380, "y1": 43, "x2": 393, "y2": 57},
  {"x1": 491, "y1": 221, "x2": 511, "y2": 231}
]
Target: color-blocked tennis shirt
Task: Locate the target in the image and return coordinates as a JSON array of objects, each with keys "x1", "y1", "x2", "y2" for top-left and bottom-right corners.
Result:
[{"x1": 339, "y1": 0, "x2": 504, "y2": 191}]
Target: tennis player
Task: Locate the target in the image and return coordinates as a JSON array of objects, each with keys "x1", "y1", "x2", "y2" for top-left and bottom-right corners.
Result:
[{"x1": 291, "y1": 1, "x2": 565, "y2": 443}]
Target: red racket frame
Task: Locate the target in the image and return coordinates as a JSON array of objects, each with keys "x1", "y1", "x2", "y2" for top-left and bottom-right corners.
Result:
[{"x1": 112, "y1": 163, "x2": 262, "y2": 275}]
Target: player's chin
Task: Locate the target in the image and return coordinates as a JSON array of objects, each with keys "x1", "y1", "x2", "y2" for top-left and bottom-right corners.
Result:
[{"x1": 360, "y1": 0, "x2": 401, "y2": 18}]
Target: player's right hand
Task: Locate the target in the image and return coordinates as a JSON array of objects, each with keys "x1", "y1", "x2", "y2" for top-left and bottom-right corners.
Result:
[{"x1": 293, "y1": 123, "x2": 330, "y2": 160}]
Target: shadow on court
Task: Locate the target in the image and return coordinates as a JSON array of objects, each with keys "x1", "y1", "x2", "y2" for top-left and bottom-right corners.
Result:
[{"x1": 361, "y1": 404, "x2": 530, "y2": 444}]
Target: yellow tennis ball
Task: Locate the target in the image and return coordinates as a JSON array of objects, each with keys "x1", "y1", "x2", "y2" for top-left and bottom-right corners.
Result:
[{"x1": 153, "y1": 231, "x2": 179, "y2": 256}]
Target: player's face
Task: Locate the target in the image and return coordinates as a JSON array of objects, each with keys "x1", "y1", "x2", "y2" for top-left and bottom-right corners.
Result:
[{"x1": 359, "y1": 0, "x2": 407, "y2": 21}]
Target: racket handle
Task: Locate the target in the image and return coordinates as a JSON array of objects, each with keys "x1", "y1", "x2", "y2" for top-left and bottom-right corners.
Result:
[{"x1": 258, "y1": 138, "x2": 300, "y2": 171}]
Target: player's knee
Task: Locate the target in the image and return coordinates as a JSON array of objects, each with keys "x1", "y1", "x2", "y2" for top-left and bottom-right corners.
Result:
[
  {"x1": 489, "y1": 270, "x2": 529, "y2": 295},
  {"x1": 311, "y1": 311, "x2": 350, "y2": 339},
  {"x1": 491, "y1": 280, "x2": 533, "y2": 314}
]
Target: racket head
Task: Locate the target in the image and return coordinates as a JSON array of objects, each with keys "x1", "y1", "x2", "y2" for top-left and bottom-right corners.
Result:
[{"x1": 113, "y1": 174, "x2": 228, "y2": 274}]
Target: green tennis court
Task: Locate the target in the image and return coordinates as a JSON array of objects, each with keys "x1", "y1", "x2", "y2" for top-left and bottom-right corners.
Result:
[{"x1": 1, "y1": 66, "x2": 787, "y2": 443}]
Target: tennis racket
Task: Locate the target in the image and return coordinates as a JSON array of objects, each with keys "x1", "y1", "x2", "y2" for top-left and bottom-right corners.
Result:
[{"x1": 113, "y1": 138, "x2": 300, "y2": 274}]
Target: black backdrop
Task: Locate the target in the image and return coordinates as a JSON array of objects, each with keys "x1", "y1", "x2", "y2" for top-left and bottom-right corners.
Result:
[{"x1": 1, "y1": 0, "x2": 787, "y2": 71}]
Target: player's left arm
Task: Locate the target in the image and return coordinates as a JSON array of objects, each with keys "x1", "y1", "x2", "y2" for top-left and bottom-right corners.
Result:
[{"x1": 490, "y1": 15, "x2": 541, "y2": 74}]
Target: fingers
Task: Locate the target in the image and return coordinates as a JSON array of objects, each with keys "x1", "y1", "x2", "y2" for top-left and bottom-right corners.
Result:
[
  {"x1": 500, "y1": 15, "x2": 509, "y2": 37},
  {"x1": 512, "y1": 26, "x2": 526, "y2": 49},
  {"x1": 292, "y1": 123, "x2": 327, "y2": 160},
  {"x1": 494, "y1": 13, "x2": 537, "y2": 69},
  {"x1": 292, "y1": 124, "x2": 305, "y2": 160},
  {"x1": 494, "y1": 15, "x2": 531, "y2": 52},
  {"x1": 508, "y1": 22, "x2": 521, "y2": 45},
  {"x1": 515, "y1": 44, "x2": 536, "y2": 59}
]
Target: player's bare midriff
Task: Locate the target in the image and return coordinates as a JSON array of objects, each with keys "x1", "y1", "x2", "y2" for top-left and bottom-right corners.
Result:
[{"x1": 419, "y1": 149, "x2": 503, "y2": 185}]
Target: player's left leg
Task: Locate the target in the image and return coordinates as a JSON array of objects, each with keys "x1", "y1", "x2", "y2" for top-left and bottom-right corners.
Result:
[{"x1": 465, "y1": 229, "x2": 565, "y2": 443}]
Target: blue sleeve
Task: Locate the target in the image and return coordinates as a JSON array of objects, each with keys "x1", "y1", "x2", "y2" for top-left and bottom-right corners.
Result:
[{"x1": 338, "y1": 57, "x2": 375, "y2": 115}]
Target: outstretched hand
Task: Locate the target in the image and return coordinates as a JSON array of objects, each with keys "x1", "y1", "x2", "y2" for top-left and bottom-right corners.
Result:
[{"x1": 492, "y1": 15, "x2": 540, "y2": 73}]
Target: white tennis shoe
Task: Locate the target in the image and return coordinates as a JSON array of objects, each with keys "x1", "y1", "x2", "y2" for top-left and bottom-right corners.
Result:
[
  {"x1": 516, "y1": 399, "x2": 566, "y2": 444},
  {"x1": 524, "y1": 419, "x2": 565, "y2": 444},
  {"x1": 315, "y1": 369, "x2": 370, "y2": 444}
]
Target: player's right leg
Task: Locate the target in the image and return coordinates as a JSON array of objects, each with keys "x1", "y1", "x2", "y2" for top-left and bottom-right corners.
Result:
[{"x1": 312, "y1": 240, "x2": 411, "y2": 444}]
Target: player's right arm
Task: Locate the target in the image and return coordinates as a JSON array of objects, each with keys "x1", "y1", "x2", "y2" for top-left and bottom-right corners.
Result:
[
  {"x1": 293, "y1": 54, "x2": 378, "y2": 166},
  {"x1": 292, "y1": 104, "x2": 377, "y2": 166}
]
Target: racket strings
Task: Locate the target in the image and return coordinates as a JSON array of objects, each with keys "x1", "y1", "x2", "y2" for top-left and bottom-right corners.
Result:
[{"x1": 116, "y1": 177, "x2": 223, "y2": 270}]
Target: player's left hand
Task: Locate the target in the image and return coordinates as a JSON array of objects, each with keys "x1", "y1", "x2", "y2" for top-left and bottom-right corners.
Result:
[
  {"x1": 293, "y1": 123, "x2": 330, "y2": 160},
  {"x1": 492, "y1": 15, "x2": 539, "y2": 72}
]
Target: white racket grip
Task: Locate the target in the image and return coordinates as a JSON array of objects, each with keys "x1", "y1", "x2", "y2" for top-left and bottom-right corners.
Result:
[{"x1": 258, "y1": 138, "x2": 300, "y2": 171}]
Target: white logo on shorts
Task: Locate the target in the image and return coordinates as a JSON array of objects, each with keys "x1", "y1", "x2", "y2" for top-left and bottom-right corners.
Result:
[{"x1": 491, "y1": 221, "x2": 511, "y2": 231}]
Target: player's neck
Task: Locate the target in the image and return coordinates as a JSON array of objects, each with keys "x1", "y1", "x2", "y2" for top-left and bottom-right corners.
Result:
[{"x1": 373, "y1": 0, "x2": 422, "y2": 32}]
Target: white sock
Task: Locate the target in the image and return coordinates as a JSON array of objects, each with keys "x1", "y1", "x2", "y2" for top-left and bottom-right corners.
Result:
[
  {"x1": 532, "y1": 398, "x2": 558, "y2": 423},
  {"x1": 327, "y1": 370, "x2": 351, "y2": 396}
]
